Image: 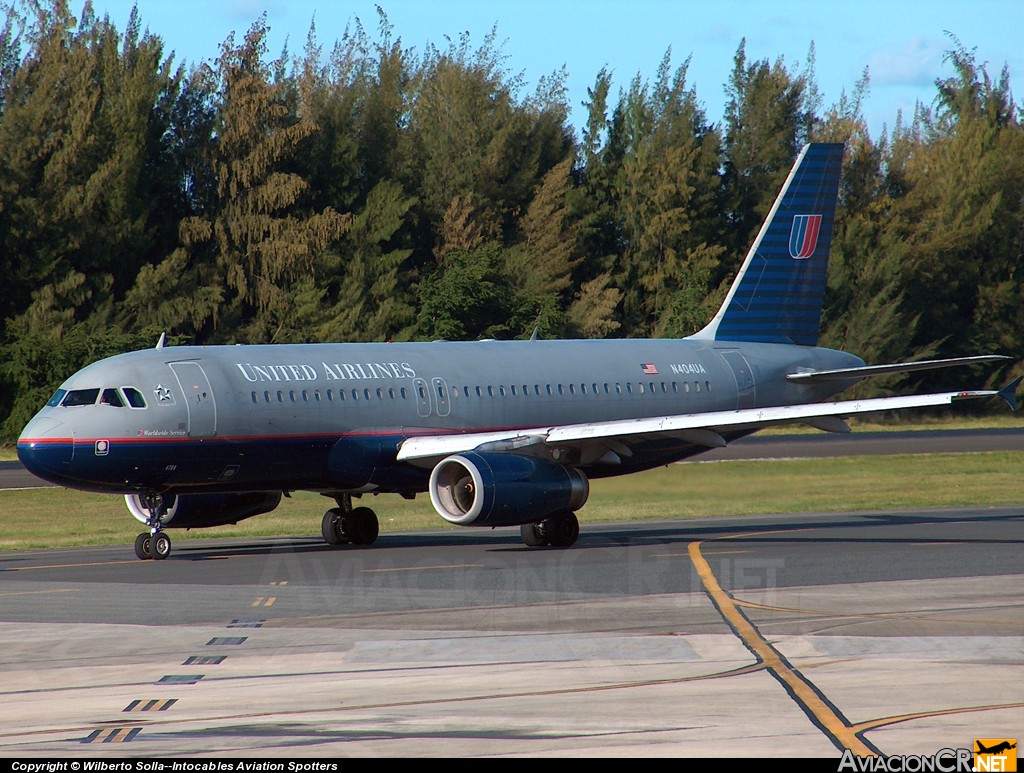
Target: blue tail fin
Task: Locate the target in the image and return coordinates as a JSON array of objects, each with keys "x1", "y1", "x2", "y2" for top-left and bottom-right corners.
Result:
[{"x1": 692, "y1": 143, "x2": 844, "y2": 346}]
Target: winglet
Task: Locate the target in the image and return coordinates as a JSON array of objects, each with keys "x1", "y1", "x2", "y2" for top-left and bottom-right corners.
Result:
[
  {"x1": 997, "y1": 376, "x2": 1021, "y2": 412},
  {"x1": 155, "y1": 332, "x2": 167, "y2": 350}
]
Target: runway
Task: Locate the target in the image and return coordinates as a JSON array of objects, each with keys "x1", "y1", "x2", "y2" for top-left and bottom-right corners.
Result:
[{"x1": 1, "y1": 506, "x2": 1021, "y2": 757}]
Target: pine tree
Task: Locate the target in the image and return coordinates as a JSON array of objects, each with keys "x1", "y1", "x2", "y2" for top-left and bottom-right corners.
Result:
[
  {"x1": 0, "y1": 1, "x2": 183, "y2": 333},
  {"x1": 123, "y1": 18, "x2": 349, "y2": 342},
  {"x1": 607, "y1": 51, "x2": 724, "y2": 336},
  {"x1": 721, "y1": 39, "x2": 815, "y2": 272}
]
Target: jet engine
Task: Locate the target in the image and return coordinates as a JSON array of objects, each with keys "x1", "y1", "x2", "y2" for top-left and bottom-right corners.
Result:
[
  {"x1": 428, "y1": 452, "x2": 588, "y2": 527},
  {"x1": 125, "y1": 491, "x2": 283, "y2": 529}
]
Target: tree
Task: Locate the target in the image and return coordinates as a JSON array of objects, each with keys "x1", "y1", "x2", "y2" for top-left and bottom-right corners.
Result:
[
  {"x1": 892, "y1": 41, "x2": 1022, "y2": 386},
  {"x1": 720, "y1": 39, "x2": 815, "y2": 270},
  {"x1": 121, "y1": 18, "x2": 350, "y2": 342},
  {"x1": 0, "y1": 0, "x2": 183, "y2": 333},
  {"x1": 606, "y1": 52, "x2": 724, "y2": 336}
]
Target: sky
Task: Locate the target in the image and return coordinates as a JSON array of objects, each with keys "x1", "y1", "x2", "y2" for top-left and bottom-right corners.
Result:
[{"x1": 83, "y1": 0, "x2": 1022, "y2": 140}]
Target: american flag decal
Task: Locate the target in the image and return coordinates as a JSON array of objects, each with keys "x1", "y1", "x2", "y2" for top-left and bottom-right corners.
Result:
[{"x1": 641, "y1": 363, "x2": 658, "y2": 375}]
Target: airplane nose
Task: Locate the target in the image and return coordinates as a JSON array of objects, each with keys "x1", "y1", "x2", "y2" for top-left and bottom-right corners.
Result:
[{"x1": 17, "y1": 416, "x2": 73, "y2": 483}]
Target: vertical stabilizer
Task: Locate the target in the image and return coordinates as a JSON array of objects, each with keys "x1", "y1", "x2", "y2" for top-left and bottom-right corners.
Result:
[{"x1": 691, "y1": 143, "x2": 844, "y2": 346}]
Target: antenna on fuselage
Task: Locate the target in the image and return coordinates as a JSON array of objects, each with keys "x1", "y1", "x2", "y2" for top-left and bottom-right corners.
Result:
[{"x1": 155, "y1": 332, "x2": 166, "y2": 349}]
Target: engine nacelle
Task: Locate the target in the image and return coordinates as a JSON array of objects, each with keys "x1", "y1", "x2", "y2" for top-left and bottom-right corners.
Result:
[
  {"x1": 125, "y1": 491, "x2": 283, "y2": 529},
  {"x1": 428, "y1": 452, "x2": 589, "y2": 527}
]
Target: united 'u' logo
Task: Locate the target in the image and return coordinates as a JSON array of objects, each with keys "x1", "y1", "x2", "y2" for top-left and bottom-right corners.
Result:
[{"x1": 789, "y1": 214, "x2": 822, "y2": 259}]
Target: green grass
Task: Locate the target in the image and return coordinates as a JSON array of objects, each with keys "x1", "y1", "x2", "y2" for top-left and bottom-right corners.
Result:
[{"x1": 2, "y1": 451, "x2": 1022, "y2": 551}]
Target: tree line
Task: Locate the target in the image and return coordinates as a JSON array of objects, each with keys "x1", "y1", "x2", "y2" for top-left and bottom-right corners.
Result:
[{"x1": 1, "y1": 1, "x2": 1021, "y2": 439}]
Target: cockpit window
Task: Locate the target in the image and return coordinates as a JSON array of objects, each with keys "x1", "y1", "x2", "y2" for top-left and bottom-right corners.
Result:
[
  {"x1": 62, "y1": 388, "x2": 100, "y2": 407},
  {"x1": 100, "y1": 388, "x2": 125, "y2": 407},
  {"x1": 122, "y1": 387, "x2": 147, "y2": 408},
  {"x1": 46, "y1": 389, "x2": 67, "y2": 407}
]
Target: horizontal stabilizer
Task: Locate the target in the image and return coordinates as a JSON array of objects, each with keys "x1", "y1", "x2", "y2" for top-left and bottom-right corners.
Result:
[
  {"x1": 786, "y1": 355, "x2": 1010, "y2": 383},
  {"x1": 998, "y1": 376, "x2": 1022, "y2": 412}
]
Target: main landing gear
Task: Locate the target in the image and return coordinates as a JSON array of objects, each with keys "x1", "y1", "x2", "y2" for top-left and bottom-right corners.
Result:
[
  {"x1": 520, "y1": 511, "x2": 580, "y2": 548},
  {"x1": 321, "y1": 494, "x2": 379, "y2": 547},
  {"x1": 134, "y1": 494, "x2": 172, "y2": 560}
]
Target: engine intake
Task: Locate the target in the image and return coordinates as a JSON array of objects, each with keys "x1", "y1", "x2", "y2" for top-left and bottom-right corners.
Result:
[
  {"x1": 429, "y1": 452, "x2": 588, "y2": 527},
  {"x1": 125, "y1": 491, "x2": 282, "y2": 529}
]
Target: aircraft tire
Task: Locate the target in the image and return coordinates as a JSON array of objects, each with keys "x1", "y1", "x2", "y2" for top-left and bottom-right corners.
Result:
[
  {"x1": 543, "y1": 511, "x2": 580, "y2": 548},
  {"x1": 150, "y1": 532, "x2": 171, "y2": 560},
  {"x1": 134, "y1": 533, "x2": 152, "y2": 560},
  {"x1": 520, "y1": 523, "x2": 548, "y2": 547},
  {"x1": 344, "y1": 507, "x2": 379, "y2": 545},
  {"x1": 322, "y1": 508, "x2": 346, "y2": 545}
]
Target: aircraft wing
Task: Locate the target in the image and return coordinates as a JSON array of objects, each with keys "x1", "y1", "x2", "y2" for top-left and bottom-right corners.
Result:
[{"x1": 396, "y1": 386, "x2": 1008, "y2": 465}]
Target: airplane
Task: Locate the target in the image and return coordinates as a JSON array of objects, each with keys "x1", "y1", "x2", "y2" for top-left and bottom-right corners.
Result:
[
  {"x1": 976, "y1": 741, "x2": 1017, "y2": 755},
  {"x1": 17, "y1": 143, "x2": 1020, "y2": 560}
]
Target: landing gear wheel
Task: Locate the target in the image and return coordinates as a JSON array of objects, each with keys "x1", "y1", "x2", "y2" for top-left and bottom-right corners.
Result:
[
  {"x1": 344, "y1": 507, "x2": 379, "y2": 545},
  {"x1": 149, "y1": 532, "x2": 171, "y2": 560},
  {"x1": 542, "y1": 511, "x2": 580, "y2": 548},
  {"x1": 134, "y1": 533, "x2": 152, "y2": 560},
  {"x1": 322, "y1": 508, "x2": 347, "y2": 545},
  {"x1": 520, "y1": 523, "x2": 549, "y2": 547}
]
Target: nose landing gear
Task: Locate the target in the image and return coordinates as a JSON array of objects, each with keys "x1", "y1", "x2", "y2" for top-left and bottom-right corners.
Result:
[{"x1": 134, "y1": 494, "x2": 172, "y2": 560}]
